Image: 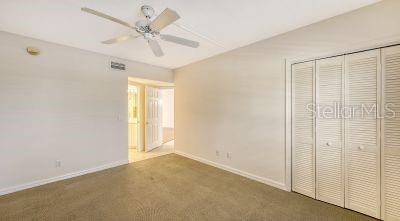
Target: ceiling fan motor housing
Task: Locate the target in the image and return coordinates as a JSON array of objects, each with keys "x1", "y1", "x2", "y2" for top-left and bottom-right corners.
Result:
[{"x1": 141, "y1": 5, "x2": 155, "y2": 19}]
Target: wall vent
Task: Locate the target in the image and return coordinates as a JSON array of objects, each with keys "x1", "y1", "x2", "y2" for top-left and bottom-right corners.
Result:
[{"x1": 111, "y1": 61, "x2": 126, "y2": 71}]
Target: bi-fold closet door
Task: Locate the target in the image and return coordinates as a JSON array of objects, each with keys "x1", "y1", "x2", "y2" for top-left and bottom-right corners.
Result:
[
  {"x1": 315, "y1": 56, "x2": 345, "y2": 207},
  {"x1": 344, "y1": 49, "x2": 381, "y2": 219},
  {"x1": 292, "y1": 57, "x2": 346, "y2": 205},
  {"x1": 292, "y1": 61, "x2": 315, "y2": 199},
  {"x1": 292, "y1": 48, "x2": 388, "y2": 219}
]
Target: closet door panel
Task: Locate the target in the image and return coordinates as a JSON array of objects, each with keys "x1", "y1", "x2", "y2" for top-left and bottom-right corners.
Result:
[
  {"x1": 382, "y1": 45, "x2": 400, "y2": 221},
  {"x1": 292, "y1": 61, "x2": 315, "y2": 198},
  {"x1": 316, "y1": 56, "x2": 344, "y2": 207},
  {"x1": 344, "y1": 50, "x2": 381, "y2": 219}
]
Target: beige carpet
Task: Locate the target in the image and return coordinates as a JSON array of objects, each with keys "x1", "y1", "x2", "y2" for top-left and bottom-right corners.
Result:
[{"x1": 0, "y1": 154, "x2": 376, "y2": 221}]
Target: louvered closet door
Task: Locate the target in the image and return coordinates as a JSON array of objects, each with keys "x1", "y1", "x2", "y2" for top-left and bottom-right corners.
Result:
[
  {"x1": 292, "y1": 61, "x2": 315, "y2": 198},
  {"x1": 382, "y1": 45, "x2": 400, "y2": 221},
  {"x1": 344, "y1": 50, "x2": 381, "y2": 219},
  {"x1": 316, "y1": 56, "x2": 344, "y2": 207}
]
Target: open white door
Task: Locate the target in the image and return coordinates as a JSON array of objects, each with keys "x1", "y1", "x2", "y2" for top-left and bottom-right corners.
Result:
[{"x1": 145, "y1": 86, "x2": 163, "y2": 152}]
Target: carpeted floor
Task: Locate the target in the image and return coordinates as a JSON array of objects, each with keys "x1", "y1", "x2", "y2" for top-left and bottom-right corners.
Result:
[{"x1": 0, "y1": 154, "x2": 376, "y2": 221}]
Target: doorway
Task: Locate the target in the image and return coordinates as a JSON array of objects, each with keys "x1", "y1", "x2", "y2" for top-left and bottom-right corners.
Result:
[{"x1": 127, "y1": 80, "x2": 174, "y2": 163}]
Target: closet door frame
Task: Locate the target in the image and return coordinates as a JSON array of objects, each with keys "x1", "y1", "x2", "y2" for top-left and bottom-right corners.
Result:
[
  {"x1": 381, "y1": 45, "x2": 400, "y2": 221},
  {"x1": 286, "y1": 43, "x2": 400, "y2": 191},
  {"x1": 286, "y1": 43, "x2": 400, "y2": 220}
]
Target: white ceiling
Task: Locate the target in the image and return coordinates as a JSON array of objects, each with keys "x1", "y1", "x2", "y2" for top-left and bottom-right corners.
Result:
[{"x1": 0, "y1": 0, "x2": 379, "y2": 69}]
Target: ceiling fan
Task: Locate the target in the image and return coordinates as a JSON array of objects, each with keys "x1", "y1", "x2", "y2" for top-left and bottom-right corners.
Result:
[{"x1": 81, "y1": 5, "x2": 200, "y2": 57}]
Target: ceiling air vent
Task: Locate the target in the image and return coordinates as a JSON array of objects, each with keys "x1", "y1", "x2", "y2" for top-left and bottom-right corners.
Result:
[{"x1": 111, "y1": 61, "x2": 126, "y2": 71}]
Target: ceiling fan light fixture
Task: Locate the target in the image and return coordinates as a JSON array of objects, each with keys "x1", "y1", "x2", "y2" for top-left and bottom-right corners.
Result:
[{"x1": 143, "y1": 32, "x2": 154, "y2": 40}]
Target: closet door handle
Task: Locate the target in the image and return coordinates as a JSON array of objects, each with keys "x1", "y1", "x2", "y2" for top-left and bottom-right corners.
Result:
[
  {"x1": 358, "y1": 145, "x2": 365, "y2": 150},
  {"x1": 326, "y1": 142, "x2": 332, "y2": 147}
]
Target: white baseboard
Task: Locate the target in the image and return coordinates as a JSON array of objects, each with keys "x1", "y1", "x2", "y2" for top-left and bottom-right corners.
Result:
[
  {"x1": 174, "y1": 150, "x2": 287, "y2": 191},
  {"x1": 0, "y1": 159, "x2": 129, "y2": 196}
]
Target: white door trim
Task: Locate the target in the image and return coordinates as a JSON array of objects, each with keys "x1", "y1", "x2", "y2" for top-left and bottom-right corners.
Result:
[{"x1": 285, "y1": 59, "x2": 292, "y2": 191}]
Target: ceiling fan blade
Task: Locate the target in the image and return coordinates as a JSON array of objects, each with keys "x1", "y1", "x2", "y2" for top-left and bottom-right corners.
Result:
[
  {"x1": 148, "y1": 40, "x2": 164, "y2": 57},
  {"x1": 160, "y1": 34, "x2": 199, "y2": 48},
  {"x1": 150, "y1": 8, "x2": 180, "y2": 32},
  {"x1": 81, "y1": 7, "x2": 134, "y2": 28},
  {"x1": 102, "y1": 34, "x2": 140, "y2": 44}
]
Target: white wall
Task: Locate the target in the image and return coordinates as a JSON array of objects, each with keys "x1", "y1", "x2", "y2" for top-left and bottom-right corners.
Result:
[
  {"x1": 162, "y1": 89, "x2": 174, "y2": 128},
  {"x1": 174, "y1": 0, "x2": 400, "y2": 190},
  {"x1": 0, "y1": 31, "x2": 172, "y2": 195}
]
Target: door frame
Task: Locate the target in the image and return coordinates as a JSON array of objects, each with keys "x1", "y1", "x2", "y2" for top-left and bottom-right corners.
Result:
[
  {"x1": 128, "y1": 81, "x2": 145, "y2": 152},
  {"x1": 128, "y1": 85, "x2": 140, "y2": 151},
  {"x1": 285, "y1": 38, "x2": 400, "y2": 192}
]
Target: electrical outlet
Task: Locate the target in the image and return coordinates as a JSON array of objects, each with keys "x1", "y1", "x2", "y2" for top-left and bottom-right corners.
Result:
[
  {"x1": 55, "y1": 160, "x2": 61, "y2": 168},
  {"x1": 216, "y1": 150, "x2": 220, "y2": 157},
  {"x1": 226, "y1": 152, "x2": 231, "y2": 160}
]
